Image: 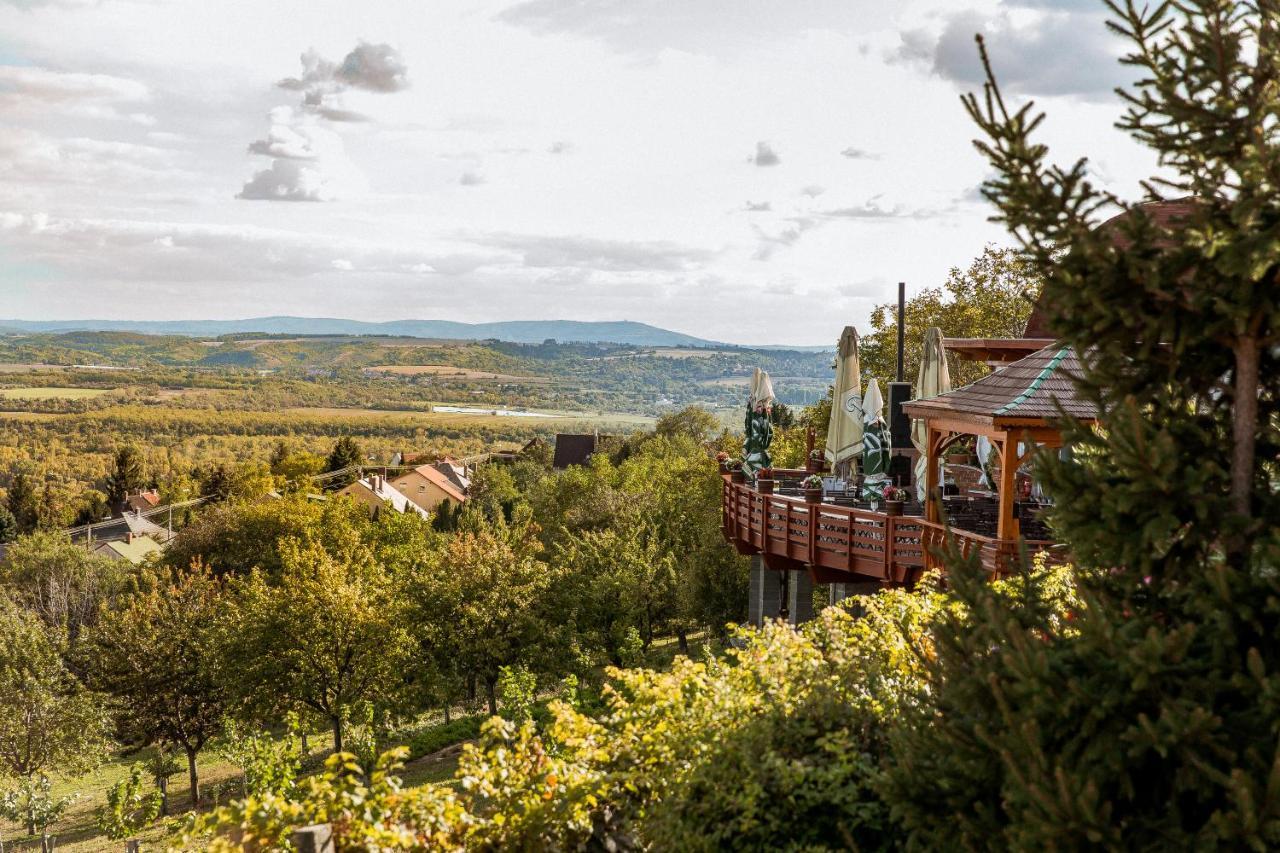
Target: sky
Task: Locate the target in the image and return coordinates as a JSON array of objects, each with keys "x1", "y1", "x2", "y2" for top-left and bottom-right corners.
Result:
[{"x1": 0, "y1": 0, "x2": 1157, "y2": 345}]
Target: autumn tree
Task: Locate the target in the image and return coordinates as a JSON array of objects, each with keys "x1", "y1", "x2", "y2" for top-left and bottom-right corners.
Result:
[{"x1": 81, "y1": 567, "x2": 227, "y2": 807}]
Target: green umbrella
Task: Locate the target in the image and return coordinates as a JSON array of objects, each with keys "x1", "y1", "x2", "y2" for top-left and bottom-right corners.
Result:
[
  {"x1": 742, "y1": 368, "x2": 774, "y2": 479},
  {"x1": 861, "y1": 378, "x2": 890, "y2": 503}
]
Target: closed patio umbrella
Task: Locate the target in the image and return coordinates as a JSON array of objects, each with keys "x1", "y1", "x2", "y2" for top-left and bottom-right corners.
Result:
[
  {"x1": 824, "y1": 326, "x2": 864, "y2": 478},
  {"x1": 742, "y1": 368, "x2": 775, "y2": 479},
  {"x1": 861, "y1": 378, "x2": 890, "y2": 502},
  {"x1": 911, "y1": 326, "x2": 952, "y2": 501}
]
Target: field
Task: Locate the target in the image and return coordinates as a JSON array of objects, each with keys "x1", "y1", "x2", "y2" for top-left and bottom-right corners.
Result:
[
  {"x1": 363, "y1": 365, "x2": 550, "y2": 382},
  {"x1": 0, "y1": 386, "x2": 114, "y2": 400}
]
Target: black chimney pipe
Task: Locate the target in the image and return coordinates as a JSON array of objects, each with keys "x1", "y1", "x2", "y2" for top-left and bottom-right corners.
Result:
[{"x1": 896, "y1": 281, "x2": 906, "y2": 382}]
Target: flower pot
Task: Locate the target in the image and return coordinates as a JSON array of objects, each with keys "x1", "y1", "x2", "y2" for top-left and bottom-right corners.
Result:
[
  {"x1": 718, "y1": 461, "x2": 729, "y2": 474},
  {"x1": 884, "y1": 499, "x2": 904, "y2": 517},
  {"x1": 757, "y1": 478, "x2": 775, "y2": 494},
  {"x1": 805, "y1": 458, "x2": 825, "y2": 474},
  {"x1": 804, "y1": 487, "x2": 823, "y2": 503},
  {"x1": 730, "y1": 470, "x2": 745, "y2": 484}
]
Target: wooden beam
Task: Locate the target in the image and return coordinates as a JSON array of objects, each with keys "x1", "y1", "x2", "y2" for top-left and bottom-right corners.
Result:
[{"x1": 996, "y1": 434, "x2": 1020, "y2": 541}]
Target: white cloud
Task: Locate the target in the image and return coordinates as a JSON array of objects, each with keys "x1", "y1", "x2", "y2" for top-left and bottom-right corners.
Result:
[
  {"x1": 239, "y1": 42, "x2": 409, "y2": 202},
  {"x1": 0, "y1": 65, "x2": 149, "y2": 120},
  {"x1": 749, "y1": 140, "x2": 780, "y2": 167}
]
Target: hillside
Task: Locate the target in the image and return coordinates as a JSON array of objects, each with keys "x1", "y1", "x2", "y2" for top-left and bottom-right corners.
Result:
[{"x1": 0, "y1": 317, "x2": 727, "y2": 348}]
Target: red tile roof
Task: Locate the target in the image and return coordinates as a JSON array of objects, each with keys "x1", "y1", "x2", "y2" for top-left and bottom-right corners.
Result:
[{"x1": 401, "y1": 464, "x2": 467, "y2": 504}]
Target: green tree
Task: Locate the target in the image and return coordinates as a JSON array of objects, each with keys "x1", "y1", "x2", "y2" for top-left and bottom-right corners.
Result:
[
  {"x1": 654, "y1": 405, "x2": 721, "y2": 444},
  {"x1": 0, "y1": 600, "x2": 107, "y2": 832},
  {"x1": 406, "y1": 512, "x2": 563, "y2": 715},
  {"x1": 5, "y1": 473, "x2": 41, "y2": 535},
  {"x1": 82, "y1": 567, "x2": 227, "y2": 807},
  {"x1": 0, "y1": 532, "x2": 128, "y2": 645},
  {"x1": 0, "y1": 505, "x2": 19, "y2": 544},
  {"x1": 886, "y1": 4, "x2": 1280, "y2": 848},
  {"x1": 219, "y1": 533, "x2": 412, "y2": 753},
  {"x1": 325, "y1": 436, "x2": 364, "y2": 486},
  {"x1": 104, "y1": 445, "x2": 147, "y2": 508},
  {"x1": 861, "y1": 245, "x2": 1041, "y2": 386},
  {"x1": 0, "y1": 775, "x2": 77, "y2": 839},
  {"x1": 164, "y1": 494, "x2": 326, "y2": 578},
  {"x1": 96, "y1": 764, "x2": 162, "y2": 840}
]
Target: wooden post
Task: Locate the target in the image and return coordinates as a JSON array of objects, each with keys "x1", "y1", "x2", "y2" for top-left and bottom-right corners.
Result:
[
  {"x1": 996, "y1": 434, "x2": 1018, "y2": 542},
  {"x1": 924, "y1": 426, "x2": 941, "y2": 524}
]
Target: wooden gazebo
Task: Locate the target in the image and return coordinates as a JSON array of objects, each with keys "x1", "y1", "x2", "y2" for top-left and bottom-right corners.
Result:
[{"x1": 902, "y1": 343, "x2": 1098, "y2": 541}]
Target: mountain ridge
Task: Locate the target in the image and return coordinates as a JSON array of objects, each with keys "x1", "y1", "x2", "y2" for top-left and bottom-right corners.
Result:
[{"x1": 0, "y1": 316, "x2": 834, "y2": 351}]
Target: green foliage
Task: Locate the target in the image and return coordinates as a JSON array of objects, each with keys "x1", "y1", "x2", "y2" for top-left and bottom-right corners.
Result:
[
  {"x1": 878, "y1": 2, "x2": 1280, "y2": 848},
  {"x1": 0, "y1": 531, "x2": 128, "y2": 644},
  {"x1": 81, "y1": 565, "x2": 226, "y2": 805},
  {"x1": 861, "y1": 246, "x2": 1040, "y2": 387},
  {"x1": 217, "y1": 717, "x2": 302, "y2": 799},
  {"x1": 104, "y1": 444, "x2": 147, "y2": 507},
  {"x1": 5, "y1": 472, "x2": 40, "y2": 535},
  {"x1": 0, "y1": 774, "x2": 77, "y2": 837},
  {"x1": 497, "y1": 665, "x2": 537, "y2": 723},
  {"x1": 0, "y1": 597, "x2": 108, "y2": 782},
  {"x1": 0, "y1": 505, "x2": 17, "y2": 543},
  {"x1": 407, "y1": 715, "x2": 484, "y2": 760},
  {"x1": 654, "y1": 405, "x2": 720, "y2": 444},
  {"x1": 95, "y1": 763, "x2": 161, "y2": 840},
  {"x1": 325, "y1": 436, "x2": 364, "y2": 484},
  {"x1": 219, "y1": 528, "x2": 413, "y2": 753}
]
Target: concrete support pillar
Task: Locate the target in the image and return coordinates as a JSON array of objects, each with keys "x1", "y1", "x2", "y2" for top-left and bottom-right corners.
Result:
[
  {"x1": 788, "y1": 570, "x2": 814, "y2": 625},
  {"x1": 829, "y1": 582, "x2": 849, "y2": 606},
  {"x1": 748, "y1": 555, "x2": 780, "y2": 628}
]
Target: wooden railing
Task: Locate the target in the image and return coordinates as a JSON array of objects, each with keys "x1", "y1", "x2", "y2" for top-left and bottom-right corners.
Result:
[{"x1": 722, "y1": 476, "x2": 1053, "y2": 584}]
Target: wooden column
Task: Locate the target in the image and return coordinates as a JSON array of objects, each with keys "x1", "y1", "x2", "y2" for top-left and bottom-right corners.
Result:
[
  {"x1": 925, "y1": 425, "x2": 941, "y2": 524},
  {"x1": 996, "y1": 433, "x2": 1019, "y2": 541}
]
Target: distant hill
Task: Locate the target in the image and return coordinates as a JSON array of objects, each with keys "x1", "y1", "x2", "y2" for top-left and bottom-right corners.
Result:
[{"x1": 0, "y1": 317, "x2": 727, "y2": 348}]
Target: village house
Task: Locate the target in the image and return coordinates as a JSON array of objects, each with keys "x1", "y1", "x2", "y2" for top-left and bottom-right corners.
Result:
[
  {"x1": 387, "y1": 464, "x2": 467, "y2": 514},
  {"x1": 338, "y1": 473, "x2": 434, "y2": 520}
]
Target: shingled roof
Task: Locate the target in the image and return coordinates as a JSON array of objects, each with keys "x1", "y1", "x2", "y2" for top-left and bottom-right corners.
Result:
[
  {"x1": 903, "y1": 344, "x2": 1097, "y2": 426},
  {"x1": 1024, "y1": 198, "x2": 1198, "y2": 338}
]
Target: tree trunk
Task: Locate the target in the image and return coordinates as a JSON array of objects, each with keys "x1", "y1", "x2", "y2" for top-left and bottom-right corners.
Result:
[
  {"x1": 1230, "y1": 333, "x2": 1260, "y2": 528},
  {"x1": 331, "y1": 717, "x2": 344, "y2": 754},
  {"x1": 466, "y1": 672, "x2": 477, "y2": 703},
  {"x1": 300, "y1": 731, "x2": 309, "y2": 754},
  {"x1": 485, "y1": 677, "x2": 497, "y2": 716},
  {"x1": 185, "y1": 747, "x2": 200, "y2": 808},
  {"x1": 158, "y1": 777, "x2": 168, "y2": 817},
  {"x1": 677, "y1": 628, "x2": 689, "y2": 656},
  {"x1": 443, "y1": 701, "x2": 451, "y2": 724}
]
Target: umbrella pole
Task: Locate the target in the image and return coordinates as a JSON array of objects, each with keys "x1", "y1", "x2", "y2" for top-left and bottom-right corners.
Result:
[{"x1": 779, "y1": 569, "x2": 790, "y2": 622}]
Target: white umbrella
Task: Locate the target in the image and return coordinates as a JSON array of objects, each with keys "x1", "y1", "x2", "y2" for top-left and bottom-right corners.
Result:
[
  {"x1": 824, "y1": 326, "x2": 864, "y2": 477},
  {"x1": 912, "y1": 327, "x2": 952, "y2": 501}
]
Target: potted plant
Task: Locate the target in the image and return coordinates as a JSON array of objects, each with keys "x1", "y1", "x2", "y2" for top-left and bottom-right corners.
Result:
[
  {"x1": 715, "y1": 451, "x2": 730, "y2": 473},
  {"x1": 802, "y1": 474, "x2": 824, "y2": 503},
  {"x1": 882, "y1": 483, "x2": 907, "y2": 516},
  {"x1": 727, "y1": 460, "x2": 746, "y2": 484},
  {"x1": 757, "y1": 467, "x2": 775, "y2": 494},
  {"x1": 805, "y1": 448, "x2": 826, "y2": 474}
]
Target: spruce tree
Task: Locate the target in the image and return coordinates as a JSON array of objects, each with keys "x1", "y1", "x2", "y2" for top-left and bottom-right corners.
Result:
[
  {"x1": 105, "y1": 445, "x2": 147, "y2": 508},
  {"x1": 325, "y1": 436, "x2": 363, "y2": 486},
  {"x1": 885, "y1": 2, "x2": 1280, "y2": 848}
]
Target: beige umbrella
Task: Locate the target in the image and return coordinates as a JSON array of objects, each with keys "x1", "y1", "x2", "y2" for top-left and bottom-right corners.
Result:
[
  {"x1": 912, "y1": 326, "x2": 952, "y2": 501},
  {"x1": 823, "y1": 326, "x2": 864, "y2": 477}
]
